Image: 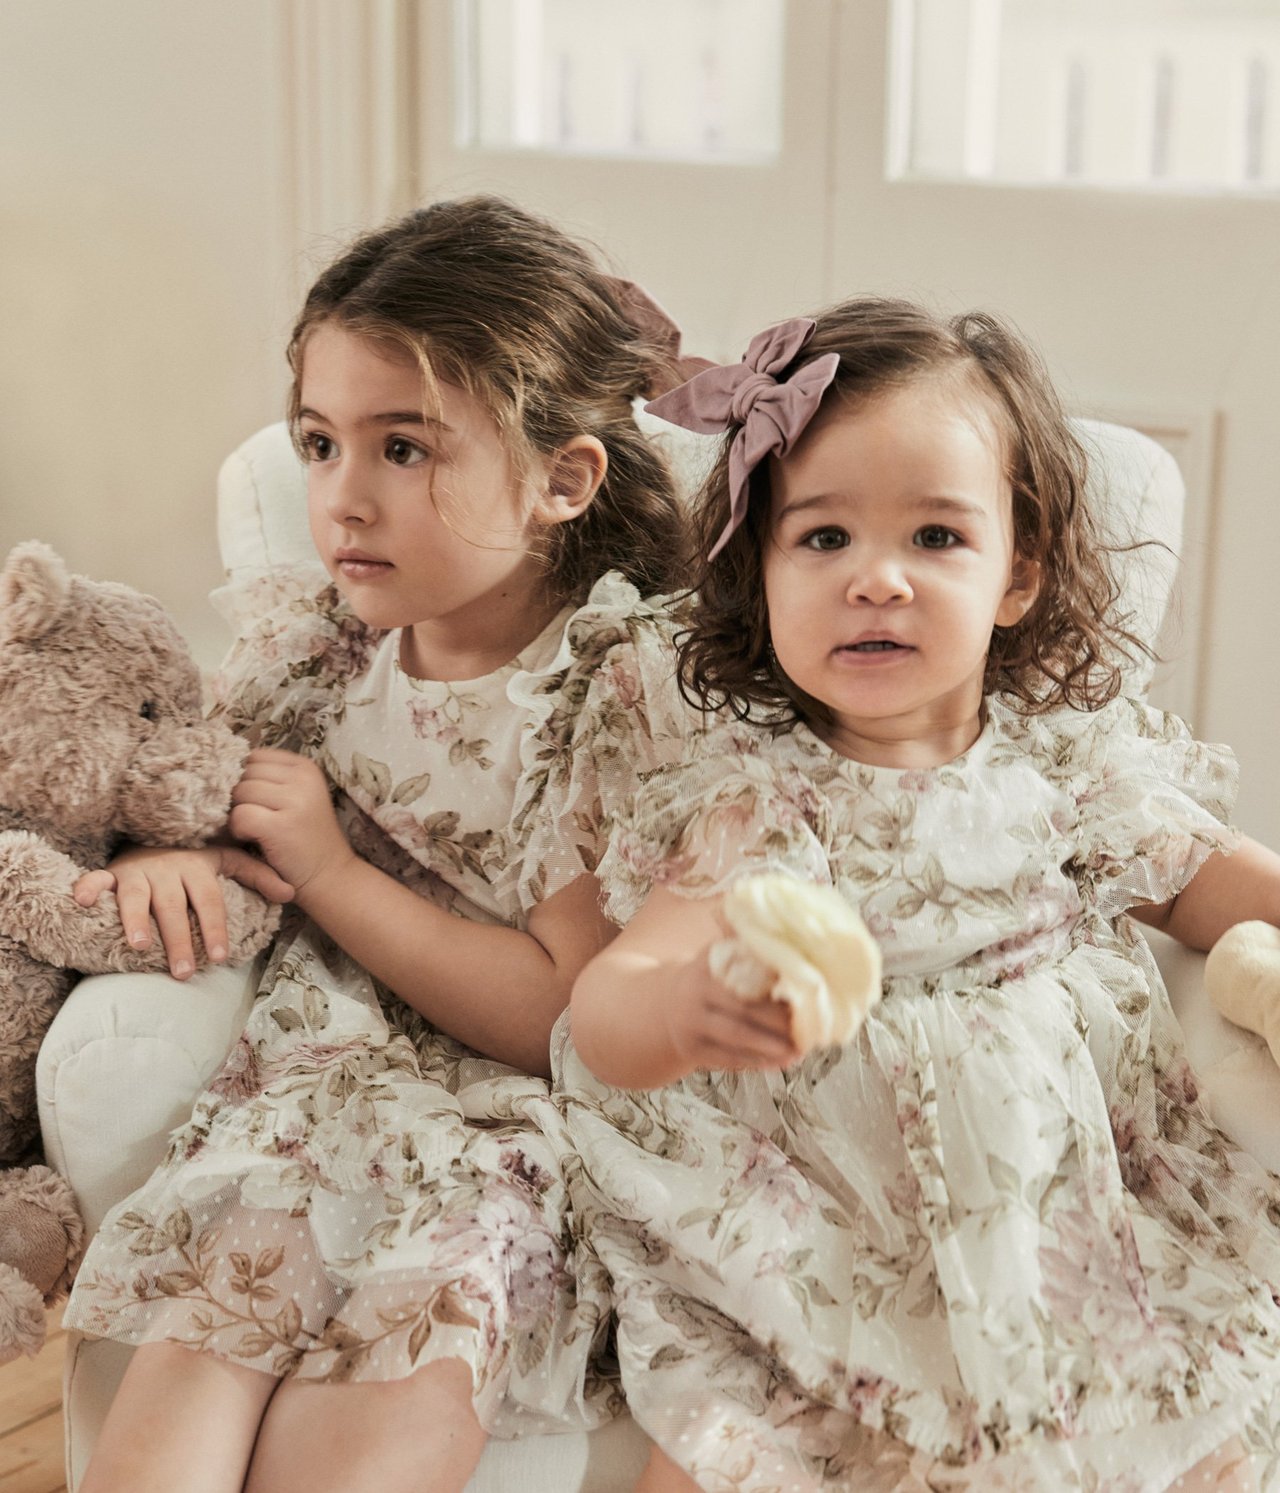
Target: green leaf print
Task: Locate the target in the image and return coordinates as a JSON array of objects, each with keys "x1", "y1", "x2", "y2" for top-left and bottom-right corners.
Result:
[
  {"x1": 391, "y1": 771, "x2": 432, "y2": 805},
  {"x1": 351, "y1": 751, "x2": 392, "y2": 801}
]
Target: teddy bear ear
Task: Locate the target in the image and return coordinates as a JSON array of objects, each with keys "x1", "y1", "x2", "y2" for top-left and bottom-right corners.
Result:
[{"x1": 0, "y1": 541, "x2": 72, "y2": 643}]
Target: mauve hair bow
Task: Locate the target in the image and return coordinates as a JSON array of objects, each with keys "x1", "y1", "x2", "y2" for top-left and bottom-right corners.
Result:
[
  {"x1": 644, "y1": 317, "x2": 840, "y2": 558},
  {"x1": 605, "y1": 277, "x2": 715, "y2": 398}
]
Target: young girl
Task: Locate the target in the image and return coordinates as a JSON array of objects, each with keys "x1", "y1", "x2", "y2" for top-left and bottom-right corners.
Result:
[
  {"x1": 63, "y1": 195, "x2": 701, "y2": 1493},
  {"x1": 566, "y1": 301, "x2": 1280, "y2": 1492}
]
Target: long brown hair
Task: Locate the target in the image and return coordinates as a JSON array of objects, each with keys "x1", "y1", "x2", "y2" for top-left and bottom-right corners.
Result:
[
  {"x1": 288, "y1": 195, "x2": 692, "y2": 603},
  {"x1": 679, "y1": 296, "x2": 1150, "y2": 725}
]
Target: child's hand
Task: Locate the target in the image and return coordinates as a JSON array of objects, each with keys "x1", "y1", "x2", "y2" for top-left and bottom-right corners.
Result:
[
  {"x1": 229, "y1": 747, "x2": 356, "y2": 904},
  {"x1": 73, "y1": 844, "x2": 293, "y2": 979},
  {"x1": 658, "y1": 947, "x2": 802, "y2": 1074}
]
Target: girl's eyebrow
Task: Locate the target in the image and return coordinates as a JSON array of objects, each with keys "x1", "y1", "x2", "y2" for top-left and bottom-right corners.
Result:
[
  {"x1": 777, "y1": 493, "x2": 989, "y2": 521},
  {"x1": 297, "y1": 406, "x2": 452, "y2": 431}
]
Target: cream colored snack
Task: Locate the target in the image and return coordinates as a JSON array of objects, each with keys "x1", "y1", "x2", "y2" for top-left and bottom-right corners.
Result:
[
  {"x1": 1205, "y1": 920, "x2": 1280, "y2": 1068},
  {"x1": 709, "y1": 873, "x2": 882, "y2": 1052}
]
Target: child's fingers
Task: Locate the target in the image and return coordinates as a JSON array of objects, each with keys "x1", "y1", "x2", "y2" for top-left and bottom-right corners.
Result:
[
  {"x1": 218, "y1": 846, "x2": 294, "y2": 904},
  {"x1": 112, "y1": 873, "x2": 157, "y2": 954},
  {"x1": 182, "y1": 872, "x2": 230, "y2": 965},
  {"x1": 145, "y1": 883, "x2": 199, "y2": 979},
  {"x1": 706, "y1": 989, "x2": 795, "y2": 1041},
  {"x1": 696, "y1": 1006, "x2": 797, "y2": 1068},
  {"x1": 73, "y1": 868, "x2": 117, "y2": 906}
]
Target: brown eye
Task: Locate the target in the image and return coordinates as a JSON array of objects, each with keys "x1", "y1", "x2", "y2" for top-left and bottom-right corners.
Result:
[
  {"x1": 916, "y1": 525, "x2": 959, "y2": 550},
  {"x1": 139, "y1": 700, "x2": 157, "y2": 721}
]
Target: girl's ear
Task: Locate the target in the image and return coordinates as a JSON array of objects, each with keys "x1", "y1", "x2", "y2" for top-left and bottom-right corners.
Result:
[
  {"x1": 533, "y1": 436, "x2": 609, "y2": 525},
  {"x1": 995, "y1": 554, "x2": 1041, "y2": 628}
]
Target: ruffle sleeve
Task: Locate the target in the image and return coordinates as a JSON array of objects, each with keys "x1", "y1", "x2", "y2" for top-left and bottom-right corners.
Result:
[
  {"x1": 208, "y1": 563, "x2": 382, "y2": 753},
  {"x1": 501, "y1": 572, "x2": 698, "y2": 913},
  {"x1": 595, "y1": 729, "x2": 834, "y2": 926},
  {"x1": 1018, "y1": 694, "x2": 1241, "y2": 918}
]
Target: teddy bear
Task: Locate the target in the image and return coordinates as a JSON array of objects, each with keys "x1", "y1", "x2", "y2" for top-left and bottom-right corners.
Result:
[
  {"x1": 0, "y1": 540, "x2": 281, "y2": 1361},
  {"x1": 1206, "y1": 921, "x2": 1280, "y2": 1067}
]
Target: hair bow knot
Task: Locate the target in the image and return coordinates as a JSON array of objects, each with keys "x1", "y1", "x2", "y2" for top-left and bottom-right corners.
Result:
[{"x1": 644, "y1": 317, "x2": 840, "y2": 558}]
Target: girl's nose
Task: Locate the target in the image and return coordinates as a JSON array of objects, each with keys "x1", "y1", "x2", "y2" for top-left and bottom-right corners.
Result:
[
  {"x1": 848, "y1": 554, "x2": 912, "y2": 606},
  {"x1": 321, "y1": 463, "x2": 377, "y2": 526}
]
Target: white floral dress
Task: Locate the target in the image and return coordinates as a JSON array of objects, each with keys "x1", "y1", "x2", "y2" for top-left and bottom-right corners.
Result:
[
  {"x1": 556, "y1": 695, "x2": 1280, "y2": 1489},
  {"x1": 64, "y1": 567, "x2": 692, "y2": 1436}
]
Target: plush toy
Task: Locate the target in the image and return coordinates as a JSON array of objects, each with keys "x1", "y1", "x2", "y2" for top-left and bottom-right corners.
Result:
[
  {"x1": 0, "y1": 540, "x2": 280, "y2": 1361},
  {"x1": 1206, "y1": 921, "x2": 1280, "y2": 1066}
]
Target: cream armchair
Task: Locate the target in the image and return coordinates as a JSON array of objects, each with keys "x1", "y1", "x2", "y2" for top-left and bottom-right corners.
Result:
[{"x1": 37, "y1": 416, "x2": 1280, "y2": 1492}]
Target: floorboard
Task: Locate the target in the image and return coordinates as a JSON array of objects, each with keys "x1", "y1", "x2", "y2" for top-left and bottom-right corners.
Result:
[{"x1": 0, "y1": 1312, "x2": 66, "y2": 1493}]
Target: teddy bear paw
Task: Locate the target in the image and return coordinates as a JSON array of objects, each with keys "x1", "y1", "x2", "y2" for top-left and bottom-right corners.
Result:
[{"x1": 0, "y1": 1262, "x2": 50, "y2": 1363}]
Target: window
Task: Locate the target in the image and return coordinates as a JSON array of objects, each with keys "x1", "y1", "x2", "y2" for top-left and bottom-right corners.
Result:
[
  {"x1": 893, "y1": 0, "x2": 1280, "y2": 191},
  {"x1": 455, "y1": 0, "x2": 785, "y2": 162}
]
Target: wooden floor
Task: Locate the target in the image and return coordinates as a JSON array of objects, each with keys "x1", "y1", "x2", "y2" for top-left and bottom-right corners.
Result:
[{"x1": 0, "y1": 1311, "x2": 66, "y2": 1493}]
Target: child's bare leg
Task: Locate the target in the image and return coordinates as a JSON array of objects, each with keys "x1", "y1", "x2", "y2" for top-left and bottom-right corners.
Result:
[
  {"x1": 1167, "y1": 1437, "x2": 1255, "y2": 1493},
  {"x1": 79, "y1": 1342, "x2": 276, "y2": 1493},
  {"x1": 243, "y1": 1356, "x2": 486, "y2": 1493},
  {"x1": 634, "y1": 1441, "x2": 703, "y2": 1492}
]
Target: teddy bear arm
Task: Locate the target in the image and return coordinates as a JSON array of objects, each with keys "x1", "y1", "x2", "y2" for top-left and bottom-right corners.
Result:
[
  {"x1": 0, "y1": 934, "x2": 71, "y2": 1166},
  {"x1": 0, "y1": 830, "x2": 173, "y2": 975},
  {"x1": 220, "y1": 877, "x2": 283, "y2": 965}
]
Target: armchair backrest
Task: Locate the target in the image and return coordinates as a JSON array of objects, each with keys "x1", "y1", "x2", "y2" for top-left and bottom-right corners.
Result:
[{"x1": 215, "y1": 415, "x2": 1183, "y2": 691}]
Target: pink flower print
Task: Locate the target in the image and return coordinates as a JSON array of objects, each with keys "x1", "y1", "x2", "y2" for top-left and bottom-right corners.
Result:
[
  {"x1": 407, "y1": 698, "x2": 463, "y2": 747},
  {"x1": 736, "y1": 1135, "x2": 813, "y2": 1229},
  {"x1": 1038, "y1": 1206, "x2": 1176, "y2": 1376},
  {"x1": 428, "y1": 1181, "x2": 565, "y2": 1336},
  {"x1": 500, "y1": 1147, "x2": 554, "y2": 1196},
  {"x1": 322, "y1": 613, "x2": 378, "y2": 680},
  {"x1": 207, "y1": 1035, "x2": 266, "y2": 1103},
  {"x1": 842, "y1": 1369, "x2": 891, "y2": 1419},
  {"x1": 602, "y1": 655, "x2": 641, "y2": 712},
  {"x1": 1155, "y1": 1057, "x2": 1199, "y2": 1109},
  {"x1": 897, "y1": 769, "x2": 936, "y2": 795},
  {"x1": 862, "y1": 908, "x2": 897, "y2": 942},
  {"x1": 883, "y1": 1168, "x2": 924, "y2": 1222}
]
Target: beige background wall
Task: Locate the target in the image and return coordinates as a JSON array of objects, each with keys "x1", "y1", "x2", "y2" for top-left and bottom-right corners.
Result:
[
  {"x1": 0, "y1": 0, "x2": 291, "y2": 667},
  {"x1": 3, "y1": 0, "x2": 1278, "y2": 847}
]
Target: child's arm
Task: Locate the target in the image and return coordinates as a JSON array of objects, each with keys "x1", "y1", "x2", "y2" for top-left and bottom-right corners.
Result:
[
  {"x1": 570, "y1": 884, "x2": 800, "y2": 1089},
  {"x1": 230, "y1": 748, "x2": 617, "y2": 1076},
  {"x1": 1129, "y1": 835, "x2": 1280, "y2": 949}
]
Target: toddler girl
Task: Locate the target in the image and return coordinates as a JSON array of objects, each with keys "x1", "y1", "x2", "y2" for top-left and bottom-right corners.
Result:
[
  {"x1": 567, "y1": 302, "x2": 1280, "y2": 1491},
  {"x1": 65, "y1": 195, "x2": 700, "y2": 1493}
]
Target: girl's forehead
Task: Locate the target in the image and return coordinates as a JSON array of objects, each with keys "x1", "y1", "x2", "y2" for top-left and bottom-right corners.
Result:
[
  {"x1": 776, "y1": 376, "x2": 1008, "y2": 489},
  {"x1": 298, "y1": 322, "x2": 481, "y2": 430}
]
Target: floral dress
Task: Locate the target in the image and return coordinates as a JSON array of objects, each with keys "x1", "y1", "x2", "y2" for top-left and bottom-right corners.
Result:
[
  {"x1": 63, "y1": 566, "x2": 692, "y2": 1436},
  {"x1": 555, "y1": 695, "x2": 1280, "y2": 1489}
]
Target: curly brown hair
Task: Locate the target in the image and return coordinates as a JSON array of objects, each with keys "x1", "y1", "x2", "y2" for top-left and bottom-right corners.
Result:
[
  {"x1": 679, "y1": 296, "x2": 1151, "y2": 726},
  {"x1": 287, "y1": 195, "x2": 693, "y2": 604}
]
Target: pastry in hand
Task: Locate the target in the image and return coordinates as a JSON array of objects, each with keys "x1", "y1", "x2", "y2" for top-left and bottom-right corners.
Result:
[
  {"x1": 709, "y1": 873, "x2": 882, "y2": 1054},
  {"x1": 1205, "y1": 920, "x2": 1280, "y2": 1067}
]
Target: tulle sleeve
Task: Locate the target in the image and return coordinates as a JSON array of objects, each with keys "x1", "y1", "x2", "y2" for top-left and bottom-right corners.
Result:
[
  {"x1": 502, "y1": 572, "x2": 698, "y2": 913},
  {"x1": 1025, "y1": 694, "x2": 1241, "y2": 918},
  {"x1": 208, "y1": 563, "x2": 382, "y2": 752},
  {"x1": 595, "y1": 731, "x2": 834, "y2": 926}
]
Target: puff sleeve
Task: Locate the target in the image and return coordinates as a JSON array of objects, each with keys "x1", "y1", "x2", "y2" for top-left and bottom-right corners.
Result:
[
  {"x1": 1025, "y1": 694, "x2": 1240, "y2": 919},
  {"x1": 502, "y1": 573, "x2": 699, "y2": 913},
  {"x1": 208, "y1": 564, "x2": 381, "y2": 752},
  {"x1": 595, "y1": 729, "x2": 834, "y2": 926}
]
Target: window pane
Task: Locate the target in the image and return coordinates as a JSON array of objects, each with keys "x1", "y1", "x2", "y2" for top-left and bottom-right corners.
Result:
[
  {"x1": 893, "y1": 0, "x2": 1280, "y2": 191},
  {"x1": 455, "y1": 0, "x2": 785, "y2": 162}
]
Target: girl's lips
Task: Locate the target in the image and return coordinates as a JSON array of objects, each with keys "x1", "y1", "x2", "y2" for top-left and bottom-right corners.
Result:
[
  {"x1": 833, "y1": 641, "x2": 915, "y2": 664},
  {"x1": 336, "y1": 557, "x2": 394, "y2": 579}
]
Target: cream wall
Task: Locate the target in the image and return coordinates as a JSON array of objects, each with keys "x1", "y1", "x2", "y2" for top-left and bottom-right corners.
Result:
[{"x1": 0, "y1": 0, "x2": 291, "y2": 668}]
